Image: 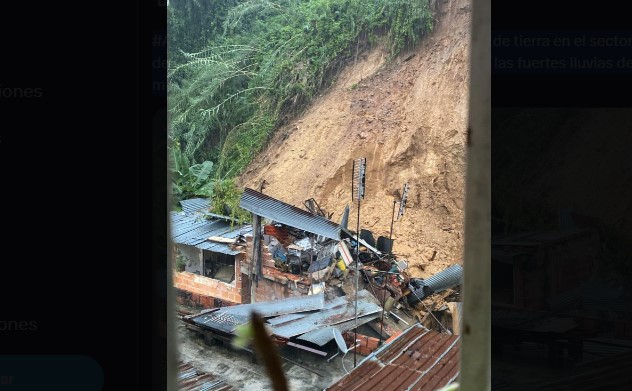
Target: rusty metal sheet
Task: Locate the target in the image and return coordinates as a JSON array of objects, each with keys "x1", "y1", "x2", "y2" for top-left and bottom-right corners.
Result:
[
  {"x1": 297, "y1": 313, "x2": 380, "y2": 346},
  {"x1": 325, "y1": 324, "x2": 460, "y2": 391}
]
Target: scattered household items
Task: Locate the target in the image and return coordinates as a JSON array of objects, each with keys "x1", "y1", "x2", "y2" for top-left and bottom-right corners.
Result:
[{"x1": 237, "y1": 188, "x2": 464, "y2": 334}]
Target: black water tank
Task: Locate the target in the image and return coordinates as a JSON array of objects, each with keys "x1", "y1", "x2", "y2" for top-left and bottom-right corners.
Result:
[{"x1": 377, "y1": 236, "x2": 394, "y2": 253}]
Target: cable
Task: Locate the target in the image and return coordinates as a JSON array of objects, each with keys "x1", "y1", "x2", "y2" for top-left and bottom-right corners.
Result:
[
  {"x1": 341, "y1": 351, "x2": 350, "y2": 375},
  {"x1": 410, "y1": 287, "x2": 451, "y2": 334},
  {"x1": 341, "y1": 342, "x2": 362, "y2": 375}
]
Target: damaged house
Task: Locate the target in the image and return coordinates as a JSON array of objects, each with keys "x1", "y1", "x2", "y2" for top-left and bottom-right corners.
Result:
[
  {"x1": 172, "y1": 188, "x2": 464, "y2": 347},
  {"x1": 171, "y1": 198, "x2": 253, "y2": 308},
  {"x1": 238, "y1": 188, "x2": 462, "y2": 310}
]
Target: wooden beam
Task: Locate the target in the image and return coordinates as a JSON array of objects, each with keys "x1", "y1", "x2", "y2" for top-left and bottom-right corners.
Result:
[
  {"x1": 448, "y1": 302, "x2": 462, "y2": 335},
  {"x1": 460, "y1": 0, "x2": 491, "y2": 389}
]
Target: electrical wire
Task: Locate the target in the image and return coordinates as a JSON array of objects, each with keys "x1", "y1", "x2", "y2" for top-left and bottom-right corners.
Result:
[
  {"x1": 410, "y1": 288, "x2": 451, "y2": 334},
  {"x1": 341, "y1": 342, "x2": 361, "y2": 375},
  {"x1": 341, "y1": 351, "x2": 350, "y2": 375}
]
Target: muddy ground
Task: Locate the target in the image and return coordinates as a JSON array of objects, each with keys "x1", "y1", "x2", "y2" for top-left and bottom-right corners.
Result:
[
  {"x1": 176, "y1": 305, "x2": 361, "y2": 391},
  {"x1": 237, "y1": 0, "x2": 471, "y2": 278}
]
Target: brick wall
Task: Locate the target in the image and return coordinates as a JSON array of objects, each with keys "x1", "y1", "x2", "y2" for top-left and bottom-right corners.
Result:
[
  {"x1": 343, "y1": 332, "x2": 381, "y2": 356},
  {"x1": 242, "y1": 233, "x2": 311, "y2": 302},
  {"x1": 173, "y1": 253, "x2": 249, "y2": 308}
]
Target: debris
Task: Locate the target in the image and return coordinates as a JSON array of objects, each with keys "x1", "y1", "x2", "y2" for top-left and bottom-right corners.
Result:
[
  {"x1": 207, "y1": 236, "x2": 237, "y2": 244},
  {"x1": 407, "y1": 264, "x2": 463, "y2": 305},
  {"x1": 309, "y1": 282, "x2": 326, "y2": 295},
  {"x1": 447, "y1": 302, "x2": 462, "y2": 335}
]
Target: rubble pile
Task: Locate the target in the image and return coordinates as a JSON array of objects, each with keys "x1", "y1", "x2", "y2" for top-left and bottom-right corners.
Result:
[{"x1": 259, "y1": 217, "x2": 464, "y2": 336}]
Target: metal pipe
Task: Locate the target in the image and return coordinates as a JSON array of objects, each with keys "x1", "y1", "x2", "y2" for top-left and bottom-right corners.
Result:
[
  {"x1": 326, "y1": 351, "x2": 340, "y2": 362},
  {"x1": 286, "y1": 341, "x2": 327, "y2": 356},
  {"x1": 389, "y1": 311, "x2": 410, "y2": 326},
  {"x1": 423, "y1": 264, "x2": 463, "y2": 295},
  {"x1": 379, "y1": 281, "x2": 387, "y2": 346}
]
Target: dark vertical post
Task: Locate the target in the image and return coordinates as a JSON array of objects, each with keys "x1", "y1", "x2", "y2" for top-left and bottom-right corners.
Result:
[
  {"x1": 460, "y1": 0, "x2": 491, "y2": 388},
  {"x1": 252, "y1": 214, "x2": 262, "y2": 300},
  {"x1": 378, "y1": 278, "x2": 386, "y2": 345},
  {"x1": 389, "y1": 199, "x2": 397, "y2": 241}
]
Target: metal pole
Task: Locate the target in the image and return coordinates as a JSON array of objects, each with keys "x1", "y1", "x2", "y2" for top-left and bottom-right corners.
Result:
[
  {"x1": 378, "y1": 280, "x2": 386, "y2": 345},
  {"x1": 389, "y1": 199, "x2": 397, "y2": 241},
  {"x1": 353, "y1": 196, "x2": 361, "y2": 367}
]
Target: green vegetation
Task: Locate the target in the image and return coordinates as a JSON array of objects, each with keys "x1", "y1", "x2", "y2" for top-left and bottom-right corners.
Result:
[{"x1": 168, "y1": 0, "x2": 434, "y2": 210}]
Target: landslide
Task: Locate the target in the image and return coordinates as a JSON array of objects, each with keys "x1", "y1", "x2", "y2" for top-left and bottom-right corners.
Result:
[{"x1": 237, "y1": 0, "x2": 471, "y2": 277}]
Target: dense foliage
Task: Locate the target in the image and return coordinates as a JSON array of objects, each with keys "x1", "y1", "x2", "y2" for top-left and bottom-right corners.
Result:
[{"x1": 168, "y1": 0, "x2": 434, "y2": 209}]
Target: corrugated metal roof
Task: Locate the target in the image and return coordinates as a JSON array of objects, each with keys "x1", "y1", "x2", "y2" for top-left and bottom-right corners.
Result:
[
  {"x1": 239, "y1": 188, "x2": 342, "y2": 239},
  {"x1": 191, "y1": 310, "x2": 250, "y2": 334},
  {"x1": 189, "y1": 293, "x2": 327, "y2": 333},
  {"x1": 179, "y1": 198, "x2": 211, "y2": 215},
  {"x1": 187, "y1": 291, "x2": 383, "y2": 345},
  {"x1": 424, "y1": 264, "x2": 463, "y2": 294},
  {"x1": 266, "y1": 312, "x2": 311, "y2": 326},
  {"x1": 265, "y1": 296, "x2": 348, "y2": 327},
  {"x1": 297, "y1": 313, "x2": 380, "y2": 346},
  {"x1": 326, "y1": 324, "x2": 460, "y2": 391},
  {"x1": 178, "y1": 361, "x2": 235, "y2": 391},
  {"x1": 227, "y1": 293, "x2": 326, "y2": 318},
  {"x1": 270, "y1": 292, "x2": 381, "y2": 338},
  {"x1": 170, "y1": 211, "x2": 252, "y2": 255}
]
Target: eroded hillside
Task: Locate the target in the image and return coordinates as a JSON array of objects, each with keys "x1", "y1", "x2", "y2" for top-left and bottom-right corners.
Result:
[{"x1": 237, "y1": 0, "x2": 471, "y2": 277}]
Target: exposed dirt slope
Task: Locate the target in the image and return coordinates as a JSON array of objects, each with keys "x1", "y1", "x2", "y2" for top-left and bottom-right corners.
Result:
[{"x1": 238, "y1": 0, "x2": 471, "y2": 277}]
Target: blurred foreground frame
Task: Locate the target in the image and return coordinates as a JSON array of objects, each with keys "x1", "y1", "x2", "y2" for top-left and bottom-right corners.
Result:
[
  {"x1": 459, "y1": 0, "x2": 490, "y2": 390},
  {"x1": 164, "y1": 0, "x2": 491, "y2": 388}
]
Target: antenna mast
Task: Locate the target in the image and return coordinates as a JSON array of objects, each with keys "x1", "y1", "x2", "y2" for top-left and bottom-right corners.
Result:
[{"x1": 351, "y1": 157, "x2": 366, "y2": 367}]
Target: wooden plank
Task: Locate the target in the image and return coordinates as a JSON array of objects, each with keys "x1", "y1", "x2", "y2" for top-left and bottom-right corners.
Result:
[{"x1": 448, "y1": 302, "x2": 462, "y2": 335}]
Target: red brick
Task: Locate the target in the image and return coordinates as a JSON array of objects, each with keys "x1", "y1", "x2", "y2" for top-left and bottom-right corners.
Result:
[
  {"x1": 366, "y1": 337, "x2": 380, "y2": 351},
  {"x1": 385, "y1": 331, "x2": 402, "y2": 344},
  {"x1": 205, "y1": 287, "x2": 217, "y2": 296},
  {"x1": 263, "y1": 259, "x2": 276, "y2": 268}
]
